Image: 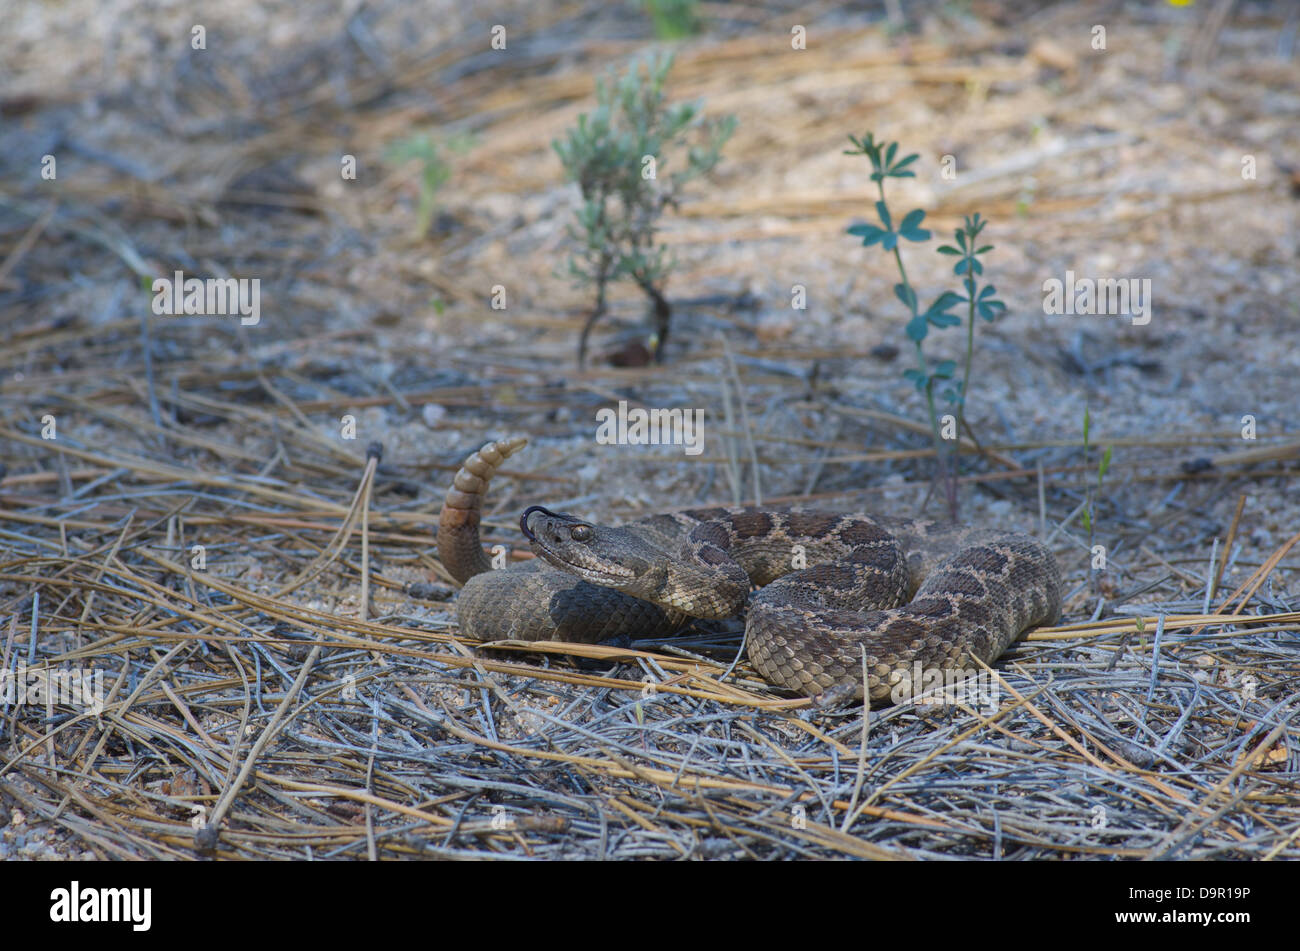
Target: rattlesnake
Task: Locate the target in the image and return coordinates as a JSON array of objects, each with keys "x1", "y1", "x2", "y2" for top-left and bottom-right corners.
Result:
[{"x1": 439, "y1": 436, "x2": 1062, "y2": 703}]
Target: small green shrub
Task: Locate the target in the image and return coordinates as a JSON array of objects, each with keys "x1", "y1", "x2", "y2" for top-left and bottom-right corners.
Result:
[
  {"x1": 845, "y1": 132, "x2": 1005, "y2": 510},
  {"x1": 385, "y1": 133, "x2": 473, "y2": 239},
  {"x1": 645, "y1": 0, "x2": 702, "y2": 39},
  {"x1": 553, "y1": 52, "x2": 735, "y2": 365}
]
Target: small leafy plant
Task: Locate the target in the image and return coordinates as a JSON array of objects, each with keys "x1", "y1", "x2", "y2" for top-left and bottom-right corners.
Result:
[
  {"x1": 936, "y1": 213, "x2": 1006, "y2": 437},
  {"x1": 385, "y1": 133, "x2": 473, "y2": 239},
  {"x1": 845, "y1": 132, "x2": 1005, "y2": 508},
  {"x1": 554, "y1": 52, "x2": 735, "y2": 366},
  {"x1": 645, "y1": 0, "x2": 701, "y2": 39}
]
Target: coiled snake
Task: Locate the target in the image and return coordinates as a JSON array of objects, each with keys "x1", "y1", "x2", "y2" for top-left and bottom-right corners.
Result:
[{"x1": 438, "y1": 436, "x2": 1062, "y2": 703}]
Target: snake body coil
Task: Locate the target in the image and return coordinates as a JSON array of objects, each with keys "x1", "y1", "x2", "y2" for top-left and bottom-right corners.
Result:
[{"x1": 439, "y1": 437, "x2": 1062, "y2": 702}]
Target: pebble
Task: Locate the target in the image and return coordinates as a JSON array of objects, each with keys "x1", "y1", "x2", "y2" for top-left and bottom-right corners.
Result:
[{"x1": 422, "y1": 403, "x2": 448, "y2": 427}]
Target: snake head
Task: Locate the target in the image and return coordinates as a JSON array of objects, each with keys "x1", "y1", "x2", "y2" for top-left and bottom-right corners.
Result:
[{"x1": 521, "y1": 505, "x2": 667, "y2": 594}]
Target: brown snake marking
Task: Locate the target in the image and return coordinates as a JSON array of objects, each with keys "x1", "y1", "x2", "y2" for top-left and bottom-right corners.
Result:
[{"x1": 438, "y1": 436, "x2": 1062, "y2": 704}]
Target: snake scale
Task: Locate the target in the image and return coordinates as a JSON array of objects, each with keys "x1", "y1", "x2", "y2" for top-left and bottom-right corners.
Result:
[{"x1": 438, "y1": 436, "x2": 1062, "y2": 703}]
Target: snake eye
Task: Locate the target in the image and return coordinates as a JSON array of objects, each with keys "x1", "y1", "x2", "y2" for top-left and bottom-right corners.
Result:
[{"x1": 569, "y1": 524, "x2": 593, "y2": 543}]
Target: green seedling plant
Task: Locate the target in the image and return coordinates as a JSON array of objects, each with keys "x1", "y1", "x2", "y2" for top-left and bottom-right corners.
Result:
[
  {"x1": 554, "y1": 52, "x2": 735, "y2": 366},
  {"x1": 845, "y1": 132, "x2": 1005, "y2": 511},
  {"x1": 645, "y1": 0, "x2": 701, "y2": 39},
  {"x1": 936, "y1": 212, "x2": 1006, "y2": 437},
  {"x1": 385, "y1": 133, "x2": 474, "y2": 239}
]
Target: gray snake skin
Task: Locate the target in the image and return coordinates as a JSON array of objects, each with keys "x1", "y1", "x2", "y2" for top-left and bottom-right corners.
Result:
[{"x1": 438, "y1": 437, "x2": 1062, "y2": 703}]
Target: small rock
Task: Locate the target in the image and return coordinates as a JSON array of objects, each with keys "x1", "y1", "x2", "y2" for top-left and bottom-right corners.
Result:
[
  {"x1": 1250, "y1": 528, "x2": 1274, "y2": 548},
  {"x1": 603, "y1": 339, "x2": 654, "y2": 367},
  {"x1": 422, "y1": 403, "x2": 448, "y2": 427}
]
